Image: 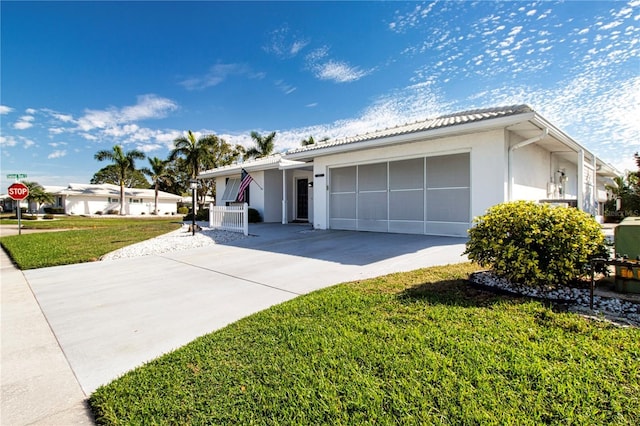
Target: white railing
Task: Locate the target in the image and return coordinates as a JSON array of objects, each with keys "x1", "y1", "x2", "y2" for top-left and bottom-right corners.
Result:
[{"x1": 209, "y1": 203, "x2": 248, "y2": 236}]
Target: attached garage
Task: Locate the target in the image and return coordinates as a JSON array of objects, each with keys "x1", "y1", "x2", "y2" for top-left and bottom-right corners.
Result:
[
  {"x1": 201, "y1": 105, "x2": 619, "y2": 238},
  {"x1": 329, "y1": 153, "x2": 470, "y2": 236}
]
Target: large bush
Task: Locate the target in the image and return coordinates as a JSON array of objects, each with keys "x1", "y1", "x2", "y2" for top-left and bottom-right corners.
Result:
[{"x1": 464, "y1": 201, "x2": 607, "y2": 287}]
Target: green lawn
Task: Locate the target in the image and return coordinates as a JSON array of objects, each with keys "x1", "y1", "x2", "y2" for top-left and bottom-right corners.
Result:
[
  {"x1": 89, "y1": 264, "x2": 640, "y2": 425},
  {"x1": 0, "y1": 216, "x2": 181, "y2": 269}
]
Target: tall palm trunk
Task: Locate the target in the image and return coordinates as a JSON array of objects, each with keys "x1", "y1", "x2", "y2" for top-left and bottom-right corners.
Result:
[
  {"x1": 154, "y1": 181, "x2": 159, "y2": 214},
  {"x1": 120, "y1": 180, "x2": 125, "y2": 215}
]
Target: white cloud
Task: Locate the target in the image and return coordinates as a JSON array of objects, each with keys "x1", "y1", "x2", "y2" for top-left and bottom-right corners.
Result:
[
  {"x1": 49, "y1": 127, "x2": 66, "y2": 135},
  {"x1": 388, "y1": 2, "x2": 436, "y2": 33},
  {"x1": 48, "y1": 150, "x2": 67, "y2": 159},
  {"x1": 13, "y1": 115, "x2": 34, "y2": 130},
  {"x1": 305, "y1": 46, "x2": 330, "y2": 63},
  {"x1": 304, "y1": 46, "x2": 372, "y2": 83},
  {"x1": 72, "y1": 95, "x2": 177, "y2": 134},
  {"x1": 0, "y1": 135, "x2": 17, "y2": 147},
  {"x1": 275, "y1": 80, "x2": 296, "y2": 95},
  {"x1": 25, "y1": 108, "x2": 37, "y2": 114},
  {"x1": 179, "y1": 63, "x2": 261, "y2": 90},
  {"x1": 264, "y1": 26, "x2": 309, "y2": 57},
  {"x1": 0, "y1": 105, "x2": 14, "y2": 115},
  {"x1": 0, "y1": 135, "x2": 36, "y2": 149},
  {"x1": 314, "y1": 60, "x2": 371, "y2": 83},
  {"x1": 526, "y1": 9, "x2": 537, "y2": 17},
  {"x1": 600, "y1": 20, "x2": 624, "y2": 31}
]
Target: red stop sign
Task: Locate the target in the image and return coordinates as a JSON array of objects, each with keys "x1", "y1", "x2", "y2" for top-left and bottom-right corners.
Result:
[{"x1": 8, "y1": 182, "x2": 29, "y2": 201}]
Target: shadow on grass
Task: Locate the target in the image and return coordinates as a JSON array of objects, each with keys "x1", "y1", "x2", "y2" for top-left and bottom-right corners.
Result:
[{"x1": 397, "y1": 278, "x2": 533, "y2": 309}]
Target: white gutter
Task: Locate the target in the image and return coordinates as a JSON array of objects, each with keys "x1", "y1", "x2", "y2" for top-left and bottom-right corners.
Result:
[{"x1": 508, "y1": 127, "x2": 549, "y2": 201}]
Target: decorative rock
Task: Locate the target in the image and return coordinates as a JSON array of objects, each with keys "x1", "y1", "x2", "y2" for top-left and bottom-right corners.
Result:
[
  {"x1": 100, "y1": 222, "x2": 246, "y2": 261},
  {"x1": 470, "y1": 271, "x2": 640, "y2": 327}
]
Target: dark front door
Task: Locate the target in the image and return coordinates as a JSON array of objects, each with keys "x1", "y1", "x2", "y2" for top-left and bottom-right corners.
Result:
[{"x1": 296, "y1": 179, "x2": 308, "y2": 220}]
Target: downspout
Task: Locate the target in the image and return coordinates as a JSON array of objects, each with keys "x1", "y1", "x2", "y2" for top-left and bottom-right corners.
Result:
[
  {"x1": 282, "y1": 169, "x2": 287, "y2": 224},
  {"x1": 577, "y1": 149, "x2": 584, "y2": 211},
  {"x1": 508, "y1": 127, "x2": 549, "y2": 201}
]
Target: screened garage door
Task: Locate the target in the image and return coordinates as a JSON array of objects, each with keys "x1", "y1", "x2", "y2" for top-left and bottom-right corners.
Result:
[{"x1": 329, "y1": 153, "x2": 470, "y2": 236}]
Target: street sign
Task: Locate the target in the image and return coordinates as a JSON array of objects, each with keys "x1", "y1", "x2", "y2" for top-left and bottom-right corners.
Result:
[
  {"x1": 8, "y1": 182, "x2": 29, "y2": 201},
  {"x1": 6, "y1": 173, "x2": 27, "y2": 179}
]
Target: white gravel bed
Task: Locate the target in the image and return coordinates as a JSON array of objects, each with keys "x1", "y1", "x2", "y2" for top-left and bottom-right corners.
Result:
[
  {"x1": 470, "y1": 270, "x2": 640, "y2": 327},
  {"x1": 100, "y1": 222, "x2": 246, "y2": 261}
]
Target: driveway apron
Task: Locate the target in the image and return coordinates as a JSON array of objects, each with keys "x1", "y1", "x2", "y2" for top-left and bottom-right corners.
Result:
[{"x1": 23, "y1": 224, "x2": 467, "y2": 395}]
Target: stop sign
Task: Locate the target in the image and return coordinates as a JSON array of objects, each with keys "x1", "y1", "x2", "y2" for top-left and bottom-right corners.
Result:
[{"x1": 8, "y1": 182, "x2": 29, "y2": 201}]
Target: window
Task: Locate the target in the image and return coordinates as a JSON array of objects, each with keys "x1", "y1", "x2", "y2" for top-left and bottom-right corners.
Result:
[{"x1": 219, "y1": 178, "x2": 241, "y2": 202}]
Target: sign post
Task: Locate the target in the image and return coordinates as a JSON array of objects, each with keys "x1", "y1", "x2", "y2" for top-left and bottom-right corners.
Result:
[{"x1": 7, "y1": 182, "x2": 29, "y2": 235}]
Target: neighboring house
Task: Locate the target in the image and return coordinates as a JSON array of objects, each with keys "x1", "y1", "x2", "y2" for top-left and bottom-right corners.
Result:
[
  {"x1": 202, "y1": 105, "x2": 618, "y2": 237},
  {"x1": 36, "y1": 183, "x2": 182, "y2": 215}
]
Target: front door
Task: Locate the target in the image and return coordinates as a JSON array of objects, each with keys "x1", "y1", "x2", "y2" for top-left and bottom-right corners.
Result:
[{"x1": 296, "y1": 178, "x2": 309, "y2": 220}]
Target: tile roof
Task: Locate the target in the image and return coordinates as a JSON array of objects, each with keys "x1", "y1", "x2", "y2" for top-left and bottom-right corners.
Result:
[
  {"x1": 199, "y1": 154, "x2": 284, "y2": 177},
  {"x1": 56, "y1": 183, "x2": 182, "y2": 199},
  {"x1": 286, "y1": 104, "x2": 534, "y2": 155}
]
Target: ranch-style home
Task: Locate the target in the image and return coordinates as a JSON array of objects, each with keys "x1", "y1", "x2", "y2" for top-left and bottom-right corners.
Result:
[
  {"x1": 199, "y1": 105, "x2": 618, "y2": 237},
  {"x1": 20, "y1": 183, "x2": 183, "y2": 216}
]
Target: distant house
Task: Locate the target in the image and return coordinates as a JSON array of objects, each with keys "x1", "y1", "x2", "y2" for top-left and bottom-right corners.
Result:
[
  {"x1": 0, "y1": 183, "x2": 183, "y2": 215},
  {"x1": 199, "y1": 105, "x2": 618, "y2": 237}
]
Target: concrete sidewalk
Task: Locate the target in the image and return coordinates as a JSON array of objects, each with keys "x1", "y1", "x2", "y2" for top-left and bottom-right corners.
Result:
[
  {"x1": 2, "y1": 224, "x2": 467, "y2": 424},
  {"x1": 1, "y1": 248, "x2": 94, "y2": 425}
]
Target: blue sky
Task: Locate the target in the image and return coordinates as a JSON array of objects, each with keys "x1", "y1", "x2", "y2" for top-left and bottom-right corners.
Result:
[{"x1": 1, "y1": 1, "x2": 638, "y2": 191}]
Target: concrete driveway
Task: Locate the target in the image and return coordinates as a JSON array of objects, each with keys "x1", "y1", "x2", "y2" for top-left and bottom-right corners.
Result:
[{"x1": 23, "y1": 224, "x2": 467, "y2": 395}]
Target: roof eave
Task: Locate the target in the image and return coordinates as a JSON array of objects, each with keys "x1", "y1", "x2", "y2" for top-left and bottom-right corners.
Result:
[{"x1": 285, "y1": 111, "x2": 536, "y2": 160}]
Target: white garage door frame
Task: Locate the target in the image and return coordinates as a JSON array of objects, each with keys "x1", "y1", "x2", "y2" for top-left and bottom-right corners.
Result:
[{"x1": 328, "y1": 152, "x2": 471, "y2": 236}]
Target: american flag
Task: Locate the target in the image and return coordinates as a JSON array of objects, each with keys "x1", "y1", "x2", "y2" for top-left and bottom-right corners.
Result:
[{"x1": 236, "y1": 169, "x2": 253, "y2": 202}]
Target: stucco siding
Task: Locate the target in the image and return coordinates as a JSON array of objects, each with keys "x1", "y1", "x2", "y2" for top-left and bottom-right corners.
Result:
[
  {"x1": 263, "y1": 169, "x2": 283, "y2": 222},
  {"x1": 312, "y1": 129, "x2": 507, "y2": 231},
  {"x1": 511, "y1": 142, "x2": 551, "y2": 201}
]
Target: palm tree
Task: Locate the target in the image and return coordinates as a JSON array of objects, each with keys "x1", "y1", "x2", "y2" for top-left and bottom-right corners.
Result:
[
  {"x1": 169, "y1": 130, "x2": 220, "y2": 180},
  {"x1": 23, "y1": 181, "x2": 54, "y2": 216},
  {"x1": 170, "y1": 131, "x2": 247, "y2": 209},
  {"x1": 246, "y1": 131, "x2": 276, "y2": 159},
  {"x1": 94, "y1": 145, "x2": 146, "y2": 215},
  {"x1": 142, "y1": 157, "x2": 172, "y2": 215}
]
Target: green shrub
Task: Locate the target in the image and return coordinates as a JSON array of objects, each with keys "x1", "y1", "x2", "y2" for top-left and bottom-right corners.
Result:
[
  {"x1": 248, "y1": 207, "x2": 262, "y2": 223},
  {"x1": 44, "y1": 207, "x2": 66, "y2": 214},
  {"x1": 43, "y1": 214, "x2": 54, "y2": 220},
  {"x1": 183, "y1": 208, "x2": 209, "y2": 222},
  {"x1": 177, "y1": 206, "x2": 189, "y2": 215},
  {"x1": 464, "y1": 201, "x2": 607, "y2": 287}
]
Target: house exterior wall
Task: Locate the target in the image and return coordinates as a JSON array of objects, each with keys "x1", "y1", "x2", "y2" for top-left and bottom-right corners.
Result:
[
  {"x1": 311, "y1": 129, "x2": 508, "y2": 230},
  {"x1": 264, "y1": 169, "x2": 283, "y2": 222},
  {"x1": 65, "y1": 195, "x2": 177, "y2": 215},
  {"x1": 511, "y1": 142, "x2": 551, "y2": 201}
]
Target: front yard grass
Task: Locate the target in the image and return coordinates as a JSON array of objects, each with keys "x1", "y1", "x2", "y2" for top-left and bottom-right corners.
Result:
[
  {"x1": 89, "y1": 263, "x2": 640, "y2": 425},
  {"x1": 0, "y1": 217, "x2": 180, "y2": 269}
]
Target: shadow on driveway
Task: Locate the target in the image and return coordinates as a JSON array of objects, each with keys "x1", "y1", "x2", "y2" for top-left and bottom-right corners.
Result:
[{"x1": 218, "y1": 223, "x2": 467, "y2": 267}]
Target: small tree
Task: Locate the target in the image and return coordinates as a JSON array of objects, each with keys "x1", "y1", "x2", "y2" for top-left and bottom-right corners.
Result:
[
  {"x1": 142, "y1": 157, "x2": 172, "y2": 214},
  {"x1": 94, "y1": 145, "x2": 146, "y2": 215},
  {"x1": 464, "y1": 201, "x2": 607, "y2": 287},
  {"x1": 23, "y1": 181, "x2": 54, "y2": 216}
]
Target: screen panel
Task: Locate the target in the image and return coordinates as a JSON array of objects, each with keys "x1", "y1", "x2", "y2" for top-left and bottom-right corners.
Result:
[
  {"x1": 358, "y1": 162, "x2": 387, "y2": 191},
  {"x1": 389, "y1": 158, "x2": 424, "y2": 190},
  {"x1": 330, "y1": 166, "x2": 356, "y2": 192},
  {"x1": 426, "y1": 153, "x2": 470, "y2": 188}
]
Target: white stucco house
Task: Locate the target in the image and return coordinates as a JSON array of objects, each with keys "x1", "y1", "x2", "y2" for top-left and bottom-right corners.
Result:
[
  {"x1": 36, "y1": 183, "x2": 182, "y2": 215},
  {"x1": 199, "y1": 105, "x2": 618, "y2": 237}
]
